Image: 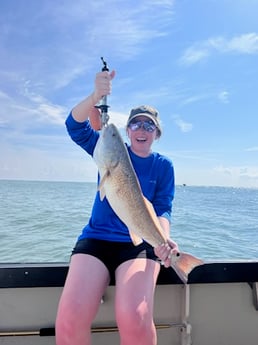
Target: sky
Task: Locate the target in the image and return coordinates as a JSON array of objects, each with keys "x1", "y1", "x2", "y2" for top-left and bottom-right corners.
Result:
[{"x1": 1, "y1": 0, "x2": 258, "y2": 188}]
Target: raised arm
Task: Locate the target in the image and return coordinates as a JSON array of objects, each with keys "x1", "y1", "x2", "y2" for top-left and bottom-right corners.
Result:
[{"x1": 72, "y1": 70, "x2": 115, "y2": 124}]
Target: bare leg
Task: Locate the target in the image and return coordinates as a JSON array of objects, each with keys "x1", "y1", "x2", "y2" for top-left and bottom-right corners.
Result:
[
  {"x1": 115, "y1": 259, "x2": 160, "y2": 345},
  {"x1": 55, "y1": 254, "x2": 110, "y2": 345}
]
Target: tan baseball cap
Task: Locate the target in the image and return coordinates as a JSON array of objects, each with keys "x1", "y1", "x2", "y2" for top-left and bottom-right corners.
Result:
[{"x1": 127, "y1": 105, "x2": 162, "y2": 138}]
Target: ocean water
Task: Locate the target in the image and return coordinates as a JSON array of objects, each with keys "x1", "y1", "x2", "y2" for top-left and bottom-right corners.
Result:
[{"x1": 0, "y1": 180, "x2": 257, "y2": 263}]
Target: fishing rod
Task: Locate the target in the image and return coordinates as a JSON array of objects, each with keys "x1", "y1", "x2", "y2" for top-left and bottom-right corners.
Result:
[{"x1": 95, "y1": 57, "x2": 110, "y2": 127}]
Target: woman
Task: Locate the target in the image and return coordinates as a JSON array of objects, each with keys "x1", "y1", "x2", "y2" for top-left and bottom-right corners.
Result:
[{"x1": 55, "y1": 69, "x2": 179, "y2": 345}]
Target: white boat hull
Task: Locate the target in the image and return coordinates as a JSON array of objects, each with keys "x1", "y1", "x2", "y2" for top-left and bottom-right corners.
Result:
[{"x1": 0, "y1": 262, "x2": 257, "y2": 344}]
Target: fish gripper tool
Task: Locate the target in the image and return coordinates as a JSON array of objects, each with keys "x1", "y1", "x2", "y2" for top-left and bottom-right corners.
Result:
[{"x1": 95, "y1": 57, "x2": 110, "y2": 127}]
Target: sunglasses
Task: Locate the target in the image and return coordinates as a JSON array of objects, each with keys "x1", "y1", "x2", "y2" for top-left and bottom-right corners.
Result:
[{"x1": 128, "y1": 120, "x2": 156, "y2": 133}]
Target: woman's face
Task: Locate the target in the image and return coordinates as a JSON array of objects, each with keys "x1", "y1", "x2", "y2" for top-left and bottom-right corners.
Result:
[{"x1": 127, "y1": 116, "x2": 158, "y2": 157}]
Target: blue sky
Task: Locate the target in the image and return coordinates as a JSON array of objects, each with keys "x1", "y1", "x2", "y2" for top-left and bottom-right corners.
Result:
[{"x1": 1, "y1": 0, "x2": 258, "y2": 188}]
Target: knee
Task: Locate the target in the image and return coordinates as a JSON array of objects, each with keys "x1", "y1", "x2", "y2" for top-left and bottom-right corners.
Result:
[
  {"x1": 55, "y1": 303, "x2": 78, "y2": 342},
  {"x1": 116, "y1": 300, "x2": 154, "y2": 340},
  {"x1": 55, "y1": 299, "x2": 90, "y2": 344}
]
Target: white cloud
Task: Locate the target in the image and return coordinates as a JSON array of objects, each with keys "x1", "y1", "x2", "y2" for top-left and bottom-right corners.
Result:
[
  {"x1": 35, "y1": 103, "x2": 67, "y2": 125},
  {"x1": 180, "y1": 47, "x2": 210, "y2": 65},
  {"x1": 0, "y1": 143, "x2": 98, "y2": 182},
  {"x1": 245, "y1": 146, "x2": 258, "y2": 152},
  {"x1": 180, "y1": 32, "x2": 258, "y2": 66},
  {"x1": 0, "y1": 90, "x2": 11, "y2": 100},
  {"x1": 173, "y1": 115, "x2": 193, "y2": 132},
  {"x1": 209, "y1": 33, "x2": 258, "y2": 54},
  {"x1": 214, "y1": 165, "x2": 258, "y2": 188},
  {"x1": 0, "y1": 88, "x2": 67, "y2": 129},
  {"x1": 181, "y1": 94, "x2": 209, "y2": 106},
  {"x1": 0, "y1": 0, "x2": 176, "y2": 132},
  {"x1": 0, "y1": 1, "x2": 176, "y2": 96},
  {"x1": 218, "y1": 91, "x2": 230, "y2": 103}
]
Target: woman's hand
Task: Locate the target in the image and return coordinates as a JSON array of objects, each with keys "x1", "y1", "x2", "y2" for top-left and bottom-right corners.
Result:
[
  {"x1": 71, "y1": 70, "x2": 115, "y2": 123},
  {"x1": 92, "y1": 70, "x2": 116, "y2": 104},
  {"x1": 154, "y1": 238, "x2": 179, "y2": 268}
]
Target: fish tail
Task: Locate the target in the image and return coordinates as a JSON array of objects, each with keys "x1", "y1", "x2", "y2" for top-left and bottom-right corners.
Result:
[{"x1": 171, "y1": 253, "x2": 204, "y2": 284}]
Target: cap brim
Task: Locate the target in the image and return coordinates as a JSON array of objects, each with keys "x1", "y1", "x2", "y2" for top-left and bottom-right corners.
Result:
[{"x1": 127, "y1": 113, "x2": 158, "y2": 126}]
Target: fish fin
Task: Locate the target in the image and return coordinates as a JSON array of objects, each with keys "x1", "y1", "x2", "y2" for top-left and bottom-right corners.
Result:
[
  {"x1": 98, "y1": 171, "x2": 109, "y2": 201},
  {"x1": 170, "y1": 252, "x2": 204, "y2": 284},
  {"x1": 128, "y1": 228, "x2": 143, "y2": 246}
]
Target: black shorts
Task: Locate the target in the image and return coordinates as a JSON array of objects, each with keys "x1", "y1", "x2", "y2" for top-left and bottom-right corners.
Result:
[{"x1": 72, "y1": 238, "x2": 158, "y2": 279}]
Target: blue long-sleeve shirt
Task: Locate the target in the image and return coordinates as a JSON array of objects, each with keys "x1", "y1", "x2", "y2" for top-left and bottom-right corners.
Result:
[{"x1": 65, "y1": 113, "x2": 175, "y2": 242}]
